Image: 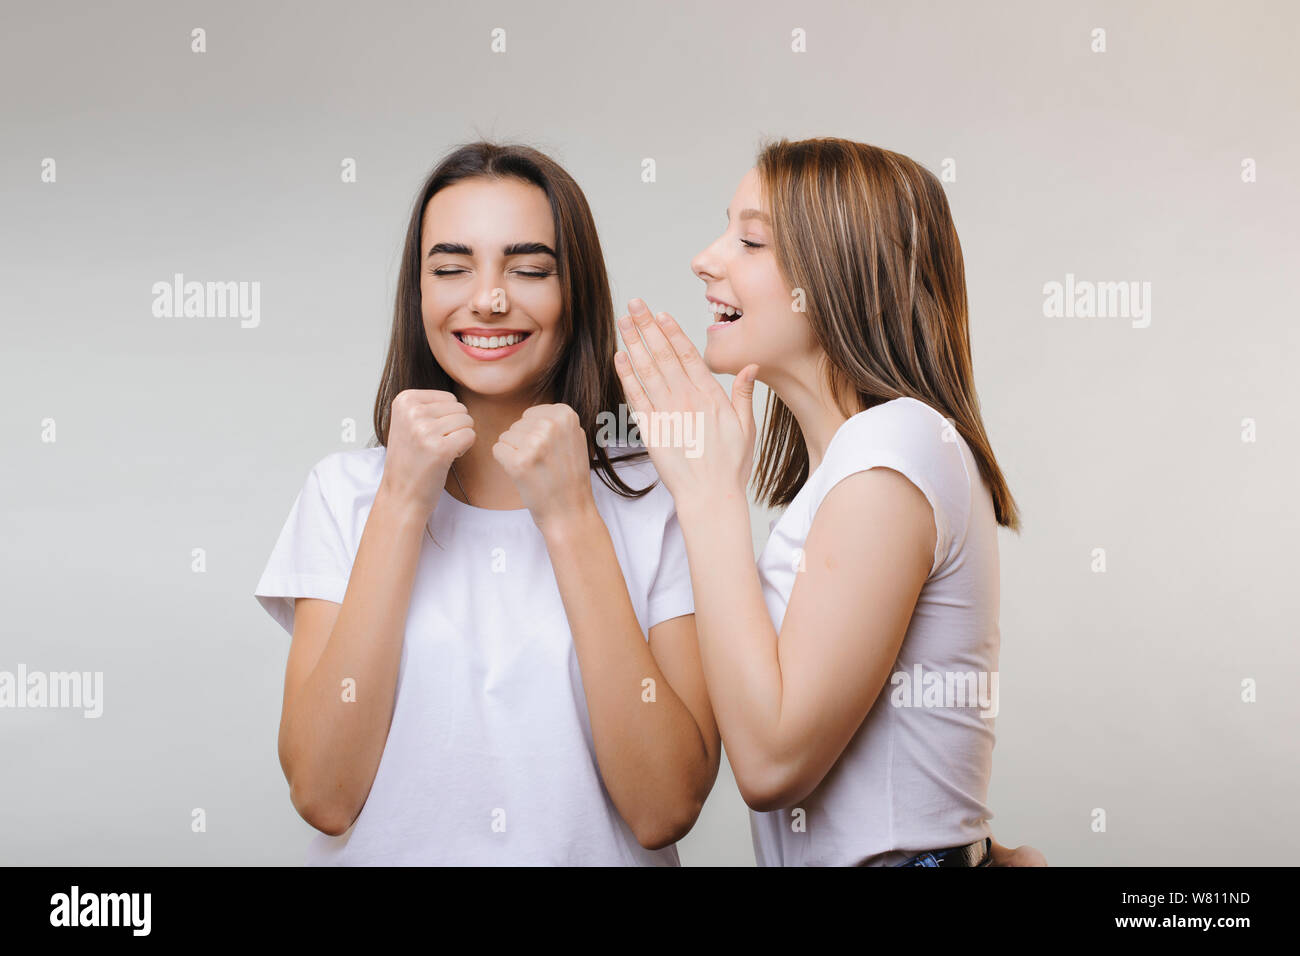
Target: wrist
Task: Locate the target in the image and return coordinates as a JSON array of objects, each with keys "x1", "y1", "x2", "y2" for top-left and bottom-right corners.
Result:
[
  {"x1": 373, "y1": 481, "x2": 432, "y2": 530},
  {"x1": 676, "y1": 486, "x2": 748, "y2": 527},
  {"x1": 535, "y1": 497, "x2": 602, "y2": 545}
]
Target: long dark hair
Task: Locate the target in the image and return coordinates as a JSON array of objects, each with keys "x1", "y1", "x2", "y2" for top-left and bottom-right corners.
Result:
[
  {"x1": 752, "y1": 137, "x2": 1021, "y2": 530},
  {"x1": 370, "y1": 141, "x2": 650, "y2": 498}
]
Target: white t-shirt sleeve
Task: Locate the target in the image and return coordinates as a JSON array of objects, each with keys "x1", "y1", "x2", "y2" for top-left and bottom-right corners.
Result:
[
  {"x1": 645, "y1": 503, "x2": 696, "y2": 631},
  {"x1": 253, "y1": 457, "x2": 354, "y2": 635},
  {"x1": 809, "y1": 400, "x2": 971, "y2": 578}
]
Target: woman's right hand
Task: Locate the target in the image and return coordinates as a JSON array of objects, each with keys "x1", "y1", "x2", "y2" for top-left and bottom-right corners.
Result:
[
  {"x1": 988, "y1": 837, "x2": 1048, "y2": 866},
  {"x1": 377, "y1": 389, "x2": 476, "y2": 518}
]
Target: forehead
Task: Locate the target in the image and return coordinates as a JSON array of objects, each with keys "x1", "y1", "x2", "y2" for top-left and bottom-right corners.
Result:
[
  {"x1": 730, "y1": 167, "x2": 766, "y2": 213},
  {"x1": 421, "y1": 177, "x2": 554, "y2": 243}
]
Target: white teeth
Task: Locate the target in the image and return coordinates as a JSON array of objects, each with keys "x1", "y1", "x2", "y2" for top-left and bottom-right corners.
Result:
[
  {"x1": 461, "y1": 333, "x2": 525, "y2": 349},
  {"x1": 709, "y1": 301, "x2": 742, "y2": 319}
]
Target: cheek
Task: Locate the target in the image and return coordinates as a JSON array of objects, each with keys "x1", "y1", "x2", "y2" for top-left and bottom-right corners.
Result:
[
  {"x1": 513, "y1": 284, "x2": 563, "y2": 340},
  {"x1": 730, "y1": 274, "x2": 794, "y2": 344},
  {"x1": 732, "y1": 255, "x2": 788, "y2": 314},
  {"x1": 420, "y1": 280, "x2": 454, "y2": 323},
  {"x1": 759, "y1": 266, "x2": 791, "y2": 313},
  {"x1": 526, "y1": 281, "x2": 563, "y2": 320}
]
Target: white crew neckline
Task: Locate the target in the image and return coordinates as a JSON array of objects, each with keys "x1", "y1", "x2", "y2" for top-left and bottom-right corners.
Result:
[
  {"x1": 803, "y1": 396, "x2": 917, "y2": 485},
  {"x1": 431, "y1": 486, "x2": 535, "y2": 525}
]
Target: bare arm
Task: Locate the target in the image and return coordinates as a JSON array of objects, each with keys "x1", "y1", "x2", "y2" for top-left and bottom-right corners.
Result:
[
  {"x1": 612, "y1": 303, "x2": 932, "y2": 811},
  {"x1": 542, "y1": 508, "x2": 720, "y2": 849},
  {"x1": 675, "y1": 468, "x2": 933, "y2": 810},
  {"x1": 276, "y1": 488, "x2": 427, "y2": 834},
  {"x1": 276, "y1": 389, "x2": 474, "y2": 834},
  {"x1": 615, "y1": 302, "x2": 1044, "y2": 857},
  {"x1": 492, "y1": 403, "x2": 719, "y2": 849}
]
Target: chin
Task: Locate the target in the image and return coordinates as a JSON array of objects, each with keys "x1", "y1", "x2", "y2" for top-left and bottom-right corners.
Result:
[
  {"x1": 703, "y1": 345, "x2": 747, "y2": 377},
  {"x1": 457, "y1": 374, "x2": 533, "y2": 399}
]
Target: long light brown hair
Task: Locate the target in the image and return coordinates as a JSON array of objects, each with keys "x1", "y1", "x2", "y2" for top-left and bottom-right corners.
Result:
[
  {"x1": 752, "y1": 137, "x2": 1020, "y2": 530},
  {"x1": 370, "y1": 141, "x2": 650, "y2": 498}
]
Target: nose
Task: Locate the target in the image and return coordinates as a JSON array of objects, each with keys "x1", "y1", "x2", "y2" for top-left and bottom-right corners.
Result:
[
  {"x1": 691, "y1": 236, "x2": 724, "y2": 284},
  {"x1": 469, "y1": 272, "x2": 507, "y2": 316}
]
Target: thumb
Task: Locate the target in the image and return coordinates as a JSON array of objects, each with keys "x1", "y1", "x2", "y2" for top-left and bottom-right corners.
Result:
[{"x1": 731, "y1": 364, "x2": 760, "y2": 433}]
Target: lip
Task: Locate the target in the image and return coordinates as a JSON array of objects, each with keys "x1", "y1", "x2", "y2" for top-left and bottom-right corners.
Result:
[
  {"x1": 706, "y1": 319, "x2": 741, "y2": 333},
  {"x1": 453, "y1": 329, "x2": 533, "y2": 361}
]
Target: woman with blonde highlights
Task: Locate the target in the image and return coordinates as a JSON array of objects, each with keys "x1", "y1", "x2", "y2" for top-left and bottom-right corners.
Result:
[{"x1": 615, "y1": 136, "x2": 1041, "y2": 866}]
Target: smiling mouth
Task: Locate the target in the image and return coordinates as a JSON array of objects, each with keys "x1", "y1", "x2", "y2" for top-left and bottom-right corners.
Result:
[
  {"x1": 708, "y1": 301, "x2": 743, "y2": 324},
  {"x1": 453, "y1": 330, "x2": 532, "y2": 350}
]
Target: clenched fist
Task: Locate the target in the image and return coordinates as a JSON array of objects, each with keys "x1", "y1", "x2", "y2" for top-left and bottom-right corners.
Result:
[
  {"x1": 378, "y1": 388, "x2": 476, "y2": 518},
  {"x1": 492, "y1": 403, "x2": 596, "y2": 532}
]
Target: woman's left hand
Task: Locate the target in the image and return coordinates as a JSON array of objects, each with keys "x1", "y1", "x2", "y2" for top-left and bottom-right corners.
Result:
[
  {"x1": 614, "y1": 298, "x2": 760, "y2": 514},
  {"x1": 493, "y1": 403, "x2": 597, "y2": 533}
]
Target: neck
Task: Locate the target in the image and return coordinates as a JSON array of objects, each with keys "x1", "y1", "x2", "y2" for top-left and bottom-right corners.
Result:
[
  {"x1": 761, "y1": 357, "x2": 860, "y2": 475},
  {"x1": 446, "y1": 389, "x2": 547, "y2": 510}
]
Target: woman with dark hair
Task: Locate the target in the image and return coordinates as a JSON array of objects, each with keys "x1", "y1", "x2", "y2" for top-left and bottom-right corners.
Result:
[
  {"x1": 254, "y1": 142, "x2": 719, "y2": 865},
  {"x1": 615, "y1": 136, "x2": 1043, "y2": 867}
]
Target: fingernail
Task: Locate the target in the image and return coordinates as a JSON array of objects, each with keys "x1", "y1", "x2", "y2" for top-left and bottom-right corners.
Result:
[
  {"x1": 629, "y1": 298, "x2": 646, "y2": 314},
  {"x1": 617, "y1": 315, "x2": 632, "y2": 329}
]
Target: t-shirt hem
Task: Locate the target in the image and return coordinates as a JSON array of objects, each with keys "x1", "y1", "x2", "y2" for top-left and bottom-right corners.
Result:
[
  {"x1": 645, "y1": 592, "x2": 695, "y2": 633},
  {"x1": 254, "y1": 573, "x2": 349, "y2": 635},
  {"x1": 816, "y1": 453, "x2": 951, "y2": 578}
]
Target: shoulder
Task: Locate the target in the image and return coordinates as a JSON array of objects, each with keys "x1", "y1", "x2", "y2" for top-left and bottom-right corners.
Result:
[
  {"x1": 307, "y1": 446, "x2": 387, "y2": 512},
  {"x1": 831, "y1": 397, "x2": 956, "y2": 460},
  {"x1": 823, "y1": 398, "x2": 968, "y2": 491},
  {"x1": 814, "y1": 397, "x2": 974, "y2": 573},
  {"x1": 311, "y1": 444, "x2": 386, "y2": 485}
]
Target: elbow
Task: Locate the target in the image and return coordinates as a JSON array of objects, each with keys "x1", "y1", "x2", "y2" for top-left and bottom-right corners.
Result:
[
  {"x1": 628, "y1": 754, "x2": 718, "y2": 850},
  {"x1": 305, "y1": 810, "x2": 353, "y2": 838},
  {"x1": 737, "y1": 781, "x2": 788, "y2": 814},
  {"x1": 630, "y1": 795, "x2": 707, "y2": 851},
  {"x1": 290, "y1": 782, "x2": 357, "y2": 837},
  {"x1": 285, "y1": 762, "x2": 358, "y2": 837},
  {"x1": 734, "y1": 762, "x2": 813, "y2": 814},
  {"x1": 279, "y1": 731, "x2": 358, "y2": 837}
]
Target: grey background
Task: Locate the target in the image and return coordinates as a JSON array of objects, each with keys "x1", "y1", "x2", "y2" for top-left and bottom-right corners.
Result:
[{"x1": 2, "y1": 0, "x2": 1296, "y2": 865}]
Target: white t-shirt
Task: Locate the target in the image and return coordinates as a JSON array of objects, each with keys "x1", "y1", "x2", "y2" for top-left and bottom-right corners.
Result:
[
  {"x1": 750, "y1": 396, "x2": 1000, "y2": 866},
  {"x1": 254, "y1": 445, "x2": 694, "y2": 865}
]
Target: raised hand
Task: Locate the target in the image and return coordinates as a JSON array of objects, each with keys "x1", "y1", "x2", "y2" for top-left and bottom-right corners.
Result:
[
  {"x1": 378, "y1": 388, "x2": 476, "y2": 518},
  {"x1": 492, "y1": 403, "x2": 597, "y2": 532},
  {"x1": 613, "y1": 298, "x2": 759, "y2": 513}
]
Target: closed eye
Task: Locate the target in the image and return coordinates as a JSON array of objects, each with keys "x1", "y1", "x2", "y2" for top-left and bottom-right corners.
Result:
[{"x1": 430, "y1": 268, "x2": 554, "y2": 278}]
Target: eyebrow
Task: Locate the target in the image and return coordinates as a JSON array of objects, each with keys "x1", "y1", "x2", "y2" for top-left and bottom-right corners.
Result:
[
  {"x1": 426, "y1": 241, "x2": 557, "y2": 258},
  {"x1": 726, "y1": 208, "x2": 771, "y2": 224}
]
